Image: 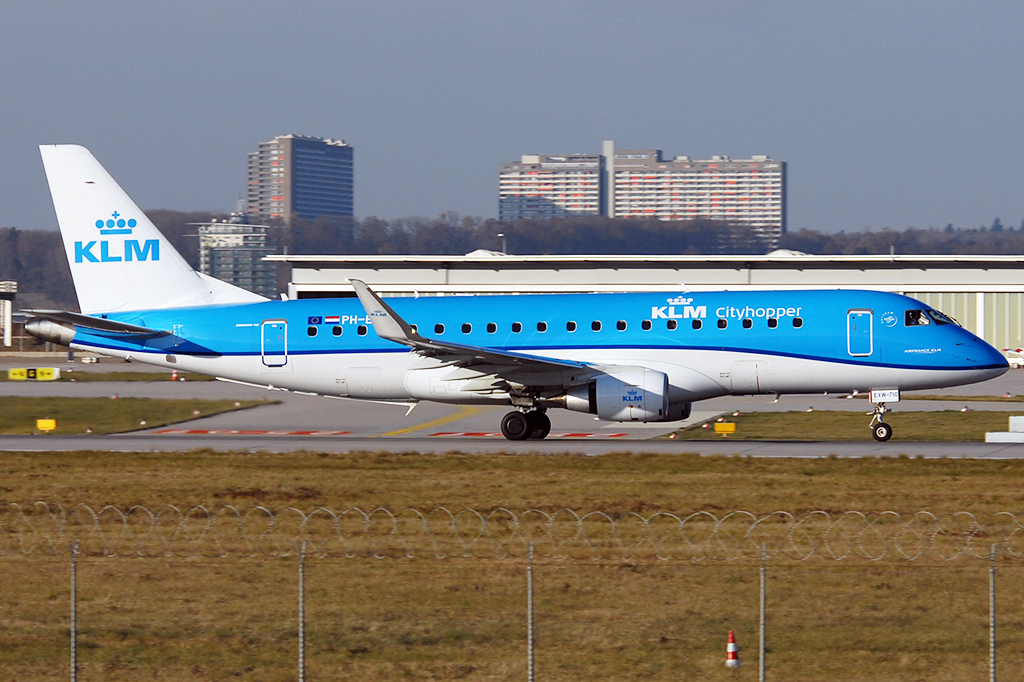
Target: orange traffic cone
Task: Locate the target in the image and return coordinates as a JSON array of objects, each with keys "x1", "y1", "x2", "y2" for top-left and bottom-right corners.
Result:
[
  {"x1": 726, "y1": 630, "x2": 740, "y2": 668},
  {"x1": 171, "y1": 369, "x2": 178, "y2": 381}
]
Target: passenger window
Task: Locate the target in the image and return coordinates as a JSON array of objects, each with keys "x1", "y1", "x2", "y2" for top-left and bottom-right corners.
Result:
[
  {"x1": 718, "y1": 319, "x2": 728, "y2": 329},
  {"x1": 692, "y1": 319, "x2": 702, "y2": 330},
  {"x1": 592, "y1": 321, "x2": 602, "y2": 331},
  {"x1": 537, "y1": 321, "x2": 547, "y2": 332},
  {"x1": 767, "y1": 318, "x2": 778, "y2": 329},
  {"x1": 742, "y1": 319, "x2": 752, "y2": 329},
  {"x1": 462, "y1": 323, "x2": 472, "y2": 334},
  {"x1": 667, "y1": 319, "x2": 677, "y2": 330},
  {"x1": 307, "y1": 326, "x2": 318, "y2": 337},
  {"x1": 641, "y1": 320, "x2": 652, "y2": 331},
  {"x1": 793, "y1": 317, "x2": 803, "y2": 328},
  {"x1": 486, "y1": 322, "x2": 497, "y2": 333},
  {"x1": 332, "y1": 325, "x2": 343, "y2": 336},
  {"x1": 435, "y1": 323, "x2": 445, "y2": 334},
  {"x1": 617, "y1": 320, "x2": 627, "y2": 331},
  {"x1": 566, "y1": 321, "x2": 577, "y2": 332},
  {"x1": 512, "y1": 322, "x2": 522, "y2": 333},
  {"x1": 905, "y1": 310, "x2": 931, "y2": 326},
  {"x1": 357, "y1": 325, "x2": 368, "y2": 336}
]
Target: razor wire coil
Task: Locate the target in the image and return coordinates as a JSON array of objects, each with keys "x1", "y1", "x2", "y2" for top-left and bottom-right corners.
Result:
[{"x1": 2, "y1": 503, "x2": 1022, "y2": 562}]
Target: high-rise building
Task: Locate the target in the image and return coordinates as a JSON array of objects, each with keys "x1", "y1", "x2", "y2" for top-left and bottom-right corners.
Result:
[
  {"x1": 499, "y1": 141, "x2": 787, "y2": 245},
  {"x1": 498, "y1": 154, "x2": 603, "y2": 221},
  {"x1": 247, "y1": 134, "x2": 353, "y2": 222},
  {"x1": 609, "y1": 147, "x2": 786, "y2": 244},
  {"x1": 197, "y1": 217, "x2": 277, "y2": 298}
]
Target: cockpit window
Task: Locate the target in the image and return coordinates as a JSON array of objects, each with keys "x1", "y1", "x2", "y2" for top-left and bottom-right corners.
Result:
[
  {"x1": 926, "y1": 309, "x2": 956, "y2": 326},
  {"x1": 905, "y1": 310, "x2": 931, "y2": 326}
]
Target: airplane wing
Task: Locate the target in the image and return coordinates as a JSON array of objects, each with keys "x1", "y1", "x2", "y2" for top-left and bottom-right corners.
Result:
[
  {"x1": 25, "y1": 310, "x2": 169, "y2": 336},
  {"x1": 350, "y1": 279, "x2": 588, "y2": 373}
]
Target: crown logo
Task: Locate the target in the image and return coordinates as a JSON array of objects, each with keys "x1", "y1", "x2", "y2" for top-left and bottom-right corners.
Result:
[
  {"x1": 95, "y1": 211, "x2": 137, "y2": 235},
  {"x1": 627, "y1": 389, "x2": 638, "y2": 395},
  {"x1": 667, "y1": 296, "x2": 692, "y2": 305}
]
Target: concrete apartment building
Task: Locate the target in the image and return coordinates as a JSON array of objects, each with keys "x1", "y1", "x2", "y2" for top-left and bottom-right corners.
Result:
[
  {"x1": 498, "y1": 154, "x2": 604, "y2": 221},
  {"x1": 246, "y1": 134, "x2": 353, "y2": 222},
  {"x1": 499, "y1": 141, "x2": 787, "y2": 245},
  {"x1": 196, "y1": 218, "x2": 277, "y2": 298}
]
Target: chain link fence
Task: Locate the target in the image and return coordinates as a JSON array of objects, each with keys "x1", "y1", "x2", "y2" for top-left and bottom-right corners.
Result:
[{"x1": 3, "y1": 503, "x2": 1023, "y2": 561}]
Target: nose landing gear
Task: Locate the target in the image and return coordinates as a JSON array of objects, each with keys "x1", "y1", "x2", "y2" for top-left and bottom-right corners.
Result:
[
  {"x1": 868, "y1": 401, "x2": 893, "y2": 442},
  {"x1": 500, "y1": 409, "x2": 551, "y2": 441}
]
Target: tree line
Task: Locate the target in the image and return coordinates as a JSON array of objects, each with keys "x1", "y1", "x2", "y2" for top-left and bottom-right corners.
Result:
[{"x1": 2, "y1": 212, "x2": 1023, "y2": 311}]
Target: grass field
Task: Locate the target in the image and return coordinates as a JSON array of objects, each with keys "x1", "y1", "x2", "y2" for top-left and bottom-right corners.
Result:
[
  {"x1": 676, "y1": 409, "x2": 1018, "y2": 441},
  {"x1": 0, "y1": 396, "x2": 270, "y2": 434},
  {"x1": 2, "y1": 450, "x2": 1024, "y2": 680}
]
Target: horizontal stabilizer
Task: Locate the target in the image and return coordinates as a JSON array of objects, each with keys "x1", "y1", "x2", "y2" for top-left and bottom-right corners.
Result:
[{"x1": 25, "y1": 309, "x2": 167, "y2": 336}]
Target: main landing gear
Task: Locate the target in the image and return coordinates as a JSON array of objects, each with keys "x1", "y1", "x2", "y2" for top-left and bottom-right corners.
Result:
[
  {"x1": 501, "y1": 409, "x2": 552, "y2": 441},
  {"x1": 868, "y1": 401, "x2": 893, "y2": 442}
]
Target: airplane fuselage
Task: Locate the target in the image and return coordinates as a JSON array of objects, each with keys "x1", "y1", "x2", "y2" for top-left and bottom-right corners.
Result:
[{"x1": 51, "y1": 289, "x2": 1007, "y2": 413}]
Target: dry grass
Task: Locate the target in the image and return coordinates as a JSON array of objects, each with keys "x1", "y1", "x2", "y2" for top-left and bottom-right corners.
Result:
[
  {"x1": 3, "y1": 449, "x2": 1024, "y2": 512},
  {"x1": 4, "y1": 450, "x2": 1024, "y2": 680},
  {"x1": 5, "y1": 558, "x2": 1019, "y2": 682}
]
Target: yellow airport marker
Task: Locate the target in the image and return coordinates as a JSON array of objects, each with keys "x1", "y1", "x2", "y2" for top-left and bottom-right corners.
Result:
[
  {"x1": 8, "y1": 367, "x2": 59, "y2": 381},
  {"x1": 714, "y1": 422, "x2": 736, "y2": 436},
  {"x1": 36, "y1": 418, "x2": 57, "y2": 433}
]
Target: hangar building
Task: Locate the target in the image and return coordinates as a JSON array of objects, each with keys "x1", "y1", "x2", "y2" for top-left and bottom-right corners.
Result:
[{"x1": 267, "y1": 251, "x2": 1024, "y2": 353}]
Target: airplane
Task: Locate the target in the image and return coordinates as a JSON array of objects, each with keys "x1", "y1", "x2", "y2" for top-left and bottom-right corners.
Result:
[{"x1": 26, "y1": 144, "x2": 1009, "y2": 442}]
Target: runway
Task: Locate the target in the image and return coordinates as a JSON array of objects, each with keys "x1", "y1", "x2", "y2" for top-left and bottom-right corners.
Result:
[{"x1": 4, "y1": 358, "x2": 1024, "y2": 457}]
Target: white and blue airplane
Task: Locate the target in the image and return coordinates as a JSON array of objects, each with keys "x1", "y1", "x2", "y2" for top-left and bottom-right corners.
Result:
[{"x1": 27, "y1": 145, "x2": 1009, "y2": 441}]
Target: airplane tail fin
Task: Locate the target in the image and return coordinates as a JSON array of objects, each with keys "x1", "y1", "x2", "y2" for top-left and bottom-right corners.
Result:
[{"x1": 39, "y1": 144, "x2": 267, "y2": 314}]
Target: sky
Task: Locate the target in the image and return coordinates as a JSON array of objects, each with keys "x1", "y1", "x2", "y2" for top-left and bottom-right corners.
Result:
[{"x1": 1, "y1": 1, "x2": 1023, "y2": 234}]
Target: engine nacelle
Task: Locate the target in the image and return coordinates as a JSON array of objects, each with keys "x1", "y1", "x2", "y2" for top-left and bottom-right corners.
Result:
[
  {"x1": 25, "y1": 319, "x2": 75, "y2": 346},
  {"x1": 563, "y1": 367, "x2": 670, "y2": 422}
]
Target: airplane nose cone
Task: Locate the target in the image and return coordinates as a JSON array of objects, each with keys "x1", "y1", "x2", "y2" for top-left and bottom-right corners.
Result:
[{"x1": 958, "y1": 337, "x2": 1009, "y2": 380}]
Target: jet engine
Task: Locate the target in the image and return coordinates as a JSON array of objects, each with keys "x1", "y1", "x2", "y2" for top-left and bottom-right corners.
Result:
[
  {"x1": 560, "y1": 367, "x2": 671, "y2": 422},
  {"x1": 25, "y1": 319, "x2": 75, "y2": 346}
]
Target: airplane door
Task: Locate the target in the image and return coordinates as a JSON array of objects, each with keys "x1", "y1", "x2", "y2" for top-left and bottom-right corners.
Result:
[
  {"x1": 847, "y1": 310, "x2": 872, "y2": 357},
  {"x1": 261, "y1": 320, "x2": 288, "y2": 367}
]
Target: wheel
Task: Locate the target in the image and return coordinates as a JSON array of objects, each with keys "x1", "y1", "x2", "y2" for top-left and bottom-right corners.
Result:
[
  {"x1": 872, "y1": 422, "x2": 893, "y2": 442},
  {"x1": 527, "y1": 411, "x2": 551, "y2": 439},
  {"x1": 501, "y1": 411, "x2": 532, "y2": 440}
]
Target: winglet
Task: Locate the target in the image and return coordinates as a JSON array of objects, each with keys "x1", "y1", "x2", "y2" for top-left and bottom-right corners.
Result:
[
  {"x1": 349, "y1": 279, "x2": 588, "y2": 371},
  {"x1": 349, "y1": 279, "x2": 422, "y2": 346}
]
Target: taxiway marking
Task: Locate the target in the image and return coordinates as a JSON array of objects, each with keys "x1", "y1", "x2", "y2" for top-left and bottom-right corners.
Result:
[
  {"x1": 374, "y1": 405, "x2": 488, "y2": 437},
  {"x1": 152, "y1": 429, "x2": 352, "y2": 436}
]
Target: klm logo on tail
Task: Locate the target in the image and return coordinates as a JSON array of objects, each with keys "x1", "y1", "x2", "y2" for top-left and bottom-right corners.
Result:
[{"x1": 75, "y1": 211, "x2": 159, "y2": 263}]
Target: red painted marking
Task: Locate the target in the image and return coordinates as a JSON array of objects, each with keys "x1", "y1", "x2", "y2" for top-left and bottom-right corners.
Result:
[{"x1": 153, "y1": 429, "x2": 351, "y2": 436}]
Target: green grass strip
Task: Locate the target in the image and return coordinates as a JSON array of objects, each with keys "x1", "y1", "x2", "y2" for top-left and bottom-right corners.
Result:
[
  {"x1": 1, "y1": 370, "x2": 216, "y2": 382},
  {"x1": 0, "y1": 396, "x2": 271, "y2": 435},
  {"x1": 676, "y1": 409, "x2": 1021, "y2": 442}
]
